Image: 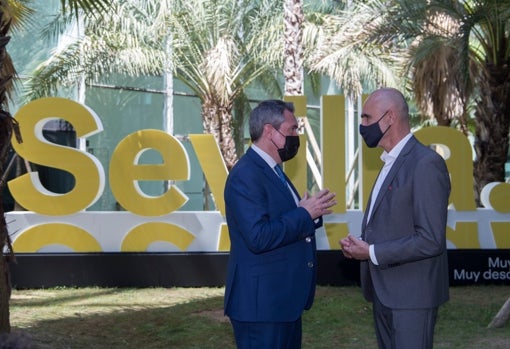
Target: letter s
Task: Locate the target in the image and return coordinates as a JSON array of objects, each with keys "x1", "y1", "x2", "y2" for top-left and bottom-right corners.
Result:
[{"x1": 9, "y1": 97, "x2": 104, "y2": 215}]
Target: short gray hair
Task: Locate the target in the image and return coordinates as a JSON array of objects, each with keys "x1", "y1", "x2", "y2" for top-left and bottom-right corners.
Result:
[{"x1": 249, "y1": 100, "x2": 295, "y2": 142}]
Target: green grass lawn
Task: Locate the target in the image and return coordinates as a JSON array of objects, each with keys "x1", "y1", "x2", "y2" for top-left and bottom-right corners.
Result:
[{"x1": 6, "y1": 285, "x2": 510, "y2": 348}]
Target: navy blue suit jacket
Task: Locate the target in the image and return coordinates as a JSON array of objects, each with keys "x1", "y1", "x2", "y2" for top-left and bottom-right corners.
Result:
[{"x1": 224, "y1": 147, "x2": 321, "y2": 322}]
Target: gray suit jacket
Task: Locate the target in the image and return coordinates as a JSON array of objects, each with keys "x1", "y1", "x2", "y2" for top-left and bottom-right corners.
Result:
[{"x1": 360, "y1": 136, "x2": 451, "y2": 309}]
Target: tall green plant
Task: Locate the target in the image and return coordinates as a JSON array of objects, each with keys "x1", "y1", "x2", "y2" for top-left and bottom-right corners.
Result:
[
  {"x1": 168, "y1": 0, "x2": 282, "y2": 168},
  {"x1": 361, "y1": 0, "x2": 510, "y2": 204}
]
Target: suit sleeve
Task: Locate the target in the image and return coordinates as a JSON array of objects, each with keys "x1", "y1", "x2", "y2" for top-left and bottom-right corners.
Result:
[{"x1": 225, "y1": 165, "x2": 317, "y2": 254}]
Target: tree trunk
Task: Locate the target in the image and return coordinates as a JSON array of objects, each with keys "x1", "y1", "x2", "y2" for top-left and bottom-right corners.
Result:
[
  {"x1": 472, "y1": 62, "x2": 510, "y2": 206},
  {"x1": 202, "y1": 99, "x2": 237, "y2": 170},
  {"x1": 283, "y1": 0, "x2": 304, "y2": 96},
  {"x1": 488, "y1": 296, "x2": 510, "y2": 328},
  {"x1": 0, "y1": 1, "x2": 24, "y2": 334},
  {"x1": 219, "y1": 105, "x2": 237, "y2": 170},
  {"x1": 0, "y1": 115, "x2": 20, "y2": 334},
  {"x1": 0, "y1": 210, "x2": 11, "y2": 334}
]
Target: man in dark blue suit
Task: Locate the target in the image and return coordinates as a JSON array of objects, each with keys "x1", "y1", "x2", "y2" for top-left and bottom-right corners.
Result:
[{"x1": 224, "y1": 99, "x2": 337, "y2": 349}]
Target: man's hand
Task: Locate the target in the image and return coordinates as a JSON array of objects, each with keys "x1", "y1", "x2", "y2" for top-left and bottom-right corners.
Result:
[
  {"x1": 340, "y1": 235, "x2": 369, "y2": 260},
  {"x1": 299, "y1": 189, "x2": 336, "y2": 220}
]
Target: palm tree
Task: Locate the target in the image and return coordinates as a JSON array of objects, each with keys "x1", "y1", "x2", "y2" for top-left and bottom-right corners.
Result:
[
  {"x1": 24, "y1": 0, "x2": 282, "y2": 170},
  {"x1": 0, "y1": 0, "x2": 111, "y2": 334},
  {"x1": 0, "y1": 1, "x2": 28, "y2": 332},
  {"x1": 302, "y1": 3, "x2": 402, "y2": 99},
  {"x1": 343, "y1": 0, "x2": 473, "y2": 131},
  {"x1": 25, "y1": 1, "x2": 167, "y2": 100},
  {"x1": 359, "y1": 0, "x2": 510, "y2": 204},
  {"x1": 168, "y1": 0, "x2": 282, "y2": 168},
  {"x1": 303, "y1": 11, "x2": 402, "y2": 112}
]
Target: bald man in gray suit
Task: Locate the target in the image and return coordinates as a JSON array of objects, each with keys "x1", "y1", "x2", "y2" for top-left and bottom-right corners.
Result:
[{"x1": 341, "y1": 88, "x2": 451, "y2": 349}]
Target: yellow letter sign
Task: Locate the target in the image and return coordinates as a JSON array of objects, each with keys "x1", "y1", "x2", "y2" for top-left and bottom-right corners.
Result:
[{"x1": 9, "y1": 97, "x2": 104, "y2": 215}]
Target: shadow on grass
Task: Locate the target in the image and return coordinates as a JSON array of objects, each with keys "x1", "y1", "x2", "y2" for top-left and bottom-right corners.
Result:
[
  {"x1": 12, "y1": 295, "x2": 233, "y2": 349},
  {"x1": 11, "y1": 288, "x2": 124, "y2": 309},
  {"x1": 10, "y1": 287, "x2": 377, "y2": 349},
  {"x1": 8, "y1": 286, "x2": 510, "y2": 349}
]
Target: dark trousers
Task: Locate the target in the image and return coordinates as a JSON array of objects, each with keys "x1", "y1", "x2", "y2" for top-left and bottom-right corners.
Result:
[
  {"x1": 373, "y1": 294, "x2": 438, "y2": 349},
  {"x1": 230, "y1": 317, "x2": 302, "y2": 349}
]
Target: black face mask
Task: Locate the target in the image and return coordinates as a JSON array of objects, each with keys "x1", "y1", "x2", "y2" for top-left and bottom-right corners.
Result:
[
  {"x1": 271, "y1": 128, "x2": 300, "y2": 162},
  {"x1": 359, "y1": 111, "x2": 390, "y2": 148}
]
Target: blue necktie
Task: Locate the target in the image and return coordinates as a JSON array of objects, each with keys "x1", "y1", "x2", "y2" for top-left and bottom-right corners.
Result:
[
  {"x1": 275, "y1": 165, "x2": 299, "y2": 204},
  {"x1": 274, "y1": 165, "x2": 287, "y2": 186}
]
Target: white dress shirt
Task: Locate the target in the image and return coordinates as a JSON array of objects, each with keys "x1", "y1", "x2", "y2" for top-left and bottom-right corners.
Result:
[
  {"x1": 251, "y1": 144, "x2": 299, "y2": 204},
  {"x1": 368, "y1": 133, "x2": 412, "y2": 265}
]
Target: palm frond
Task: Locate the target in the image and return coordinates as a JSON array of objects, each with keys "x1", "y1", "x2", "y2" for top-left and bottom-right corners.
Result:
[
  {"x1": 60, "y1": 0, "x2": 109, "y2": 18},
  {"x1": 1, "y1": 0, "x2": 33, "y2": 32},
  {"x1": 303, "y1": 9, "x2": 401, "y2": 97}
]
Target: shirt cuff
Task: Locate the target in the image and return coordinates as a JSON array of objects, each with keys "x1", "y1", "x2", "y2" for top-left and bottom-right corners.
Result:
[{"x1": 369, "y1": 244, "x2": 379, "y2": 265}]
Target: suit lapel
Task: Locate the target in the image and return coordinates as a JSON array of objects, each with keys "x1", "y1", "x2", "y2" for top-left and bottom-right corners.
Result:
[
  {"x1": 247, "y1": 148, "x2": 298, "y2": 205},
  {"x1": 366, "y1": 136, "x2": 418, "y2": 226},
  {"x1": 361, "y1": 177, "x2": 377, "y2": 232}
]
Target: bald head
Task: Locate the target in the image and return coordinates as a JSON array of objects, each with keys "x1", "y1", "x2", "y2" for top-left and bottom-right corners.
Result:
[
  {"x1": 361, "y1": 88, "x2": 411, "y2": 151},
  {"x1": 366, "y1": 88, "x2": 409, "y2": 121}
]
